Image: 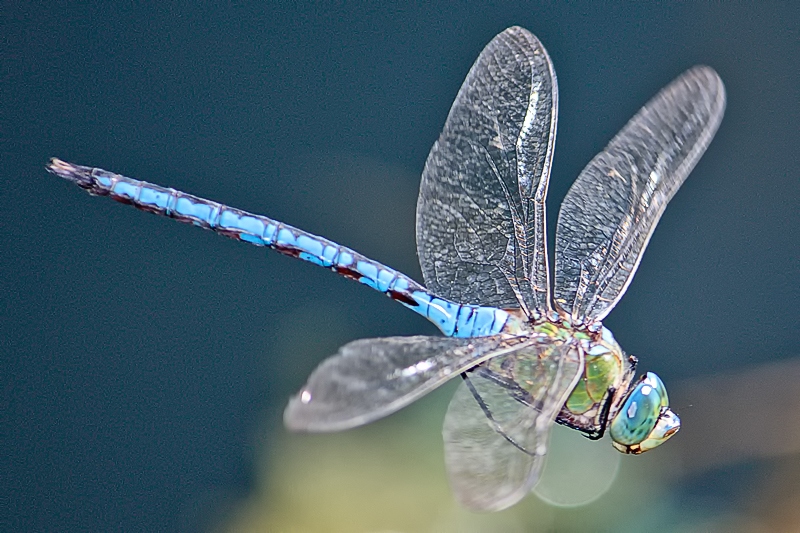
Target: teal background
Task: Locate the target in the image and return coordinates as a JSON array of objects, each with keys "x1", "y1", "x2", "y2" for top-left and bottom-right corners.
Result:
[{"x1": 3, "y1": 3, "x2": 798, "y2": 532}]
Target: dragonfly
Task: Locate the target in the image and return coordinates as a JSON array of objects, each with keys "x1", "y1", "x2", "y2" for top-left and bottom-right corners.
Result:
[{"x1": 47, "y1": 26, "x2": 725, "y2": 511}]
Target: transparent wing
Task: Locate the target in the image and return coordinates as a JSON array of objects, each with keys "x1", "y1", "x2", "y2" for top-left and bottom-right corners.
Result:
[
  {"x1": 284, "y1": 335, "x2": 532, "y2": 432},
  {"x1": 554, "y1": 66, "x2": 726, "y2": 324},
  {"x1": 417, "y1": 26, "x2": 558, "y2": 319},
  {"x1": 443, "y1": 340, "x2": 583, "y2": 511}
]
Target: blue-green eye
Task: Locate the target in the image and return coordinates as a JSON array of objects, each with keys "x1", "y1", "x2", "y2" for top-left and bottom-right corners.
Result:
[
  {"x1": 637, "y1": 407, "x2": 680, "y2": 452},
  {"x1": 610, "y1": 372, "x2": 679, "y2": 454}
]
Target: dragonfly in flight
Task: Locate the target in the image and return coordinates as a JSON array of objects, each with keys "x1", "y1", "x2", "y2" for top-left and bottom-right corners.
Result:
[{"x1": 48, "y1": 26, "x2": 725, "y2": 511}]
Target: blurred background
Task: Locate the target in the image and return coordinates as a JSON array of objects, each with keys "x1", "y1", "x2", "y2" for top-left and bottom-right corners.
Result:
[{"x1": 3, "y1": 3, "x2": 799, "y2": 532}]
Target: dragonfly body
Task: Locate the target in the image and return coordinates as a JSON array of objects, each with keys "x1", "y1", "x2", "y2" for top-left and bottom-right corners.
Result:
[
  {"x1": 49, "y1": 26, "x2": 725, "y2": 511},
  {"x1": 463, "y1": 314, "x2": 635, "y2": 443},
  {"x1": 46, "y1": 159, "x2": 511, "y2": 340}
]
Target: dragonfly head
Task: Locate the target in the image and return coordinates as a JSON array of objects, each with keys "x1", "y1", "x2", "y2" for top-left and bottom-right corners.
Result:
[{"x1": 608, "y1": 372, "x2": 680, "y2": 454}]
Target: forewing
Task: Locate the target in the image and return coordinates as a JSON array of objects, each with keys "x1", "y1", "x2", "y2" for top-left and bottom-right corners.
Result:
[
  {"x1": 284, "y1": 335, "x2": 531, "y2": 432},
  {"x1": 443, "y1": 340, "x2": 583, "y2": 511},
  {"x1": 554, "y1": 66, "x2": 725, "y2": 324},
  {"x1": 417, "y1": 26, "x2": 558, "y2": 319}
]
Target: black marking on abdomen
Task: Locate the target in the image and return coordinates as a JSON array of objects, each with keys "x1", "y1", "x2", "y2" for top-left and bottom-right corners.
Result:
[{"x1": 388, "y1": 290, "x2": 417, "y2": 306}]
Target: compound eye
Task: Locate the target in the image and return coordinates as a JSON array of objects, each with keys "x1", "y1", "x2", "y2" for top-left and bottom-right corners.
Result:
[
  {"x1": 637, "y1": 407, "x2": 681, "y2": 453},
  {"x1": 610, "y1": 372, "x2": 676, "y2": 453}
]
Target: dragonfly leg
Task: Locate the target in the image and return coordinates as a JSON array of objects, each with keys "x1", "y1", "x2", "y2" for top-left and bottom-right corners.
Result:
[{"x1": 583, "y1": 387, "x2": 616, "y2": 441}]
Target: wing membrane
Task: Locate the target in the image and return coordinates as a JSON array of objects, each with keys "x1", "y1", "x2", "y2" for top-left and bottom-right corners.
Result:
[
  {"x1": 284, "y1": 335, "x2": 531, "y2": 432},
  {"x1": 554, "y1": 66, "x2": 726, "y2": 324},
  {"x1": 443, "y1": 340, "x2": 582, "y2": 511},
  {"x1": 416, "y1": 26, "x2": 558, "y2": 319}
]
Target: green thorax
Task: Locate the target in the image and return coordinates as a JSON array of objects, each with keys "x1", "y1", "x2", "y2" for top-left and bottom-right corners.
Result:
[{"x1": 498, "y1": 315, "x2": 636, "y2": 435}]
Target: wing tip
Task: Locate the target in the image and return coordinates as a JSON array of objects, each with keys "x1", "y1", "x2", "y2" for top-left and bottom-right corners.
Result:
[
  {"x1": 283, "y1": 393, "x2": 338, "y2": 432},
  {"x1": 682, "y1": 65, "x2": 727, "y2": 113},
  {"x1": 498, "y1": 26, "x2": 547, "y2": 53},
  {"x1": 453, "y1": 487, "x2": 531, "y2": 513},
  {"x1": 283, "y1": 393, "x2": 371, "y2": 433},
  {"x1": 503, "y1": 25, "x2": 529, "y2": 36}
]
